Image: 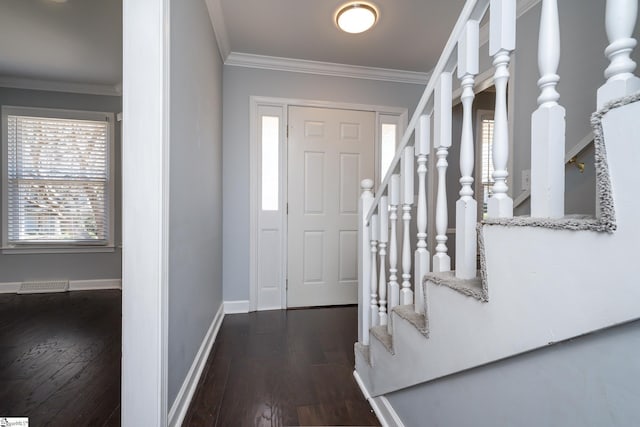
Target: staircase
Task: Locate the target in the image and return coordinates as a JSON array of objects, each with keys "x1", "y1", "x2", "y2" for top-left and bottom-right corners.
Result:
[{"x1": 354, "y1": 0, "x2": 640, "y2": 400}]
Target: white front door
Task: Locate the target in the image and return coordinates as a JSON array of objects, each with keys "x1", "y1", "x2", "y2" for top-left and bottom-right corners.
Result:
[{"x1": 287, "y1": 106, "x2": 375, "y2": 307}]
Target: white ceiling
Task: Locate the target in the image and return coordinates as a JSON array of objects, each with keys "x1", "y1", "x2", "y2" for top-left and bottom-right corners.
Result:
[
  {"x1": 0, "y1": 0, "x2": 468, "y2": 93},
  {"x1": 218, "y1": 0, "x2": 467, "y2": 72},
  {"x1": 0, "y1": 0, "x2": 122, "y2": 91}
]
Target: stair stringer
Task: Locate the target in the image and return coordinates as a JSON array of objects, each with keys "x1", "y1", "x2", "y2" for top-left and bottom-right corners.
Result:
[{"x1": 355, "y1": 96, "x2": 640, "y2": 398}]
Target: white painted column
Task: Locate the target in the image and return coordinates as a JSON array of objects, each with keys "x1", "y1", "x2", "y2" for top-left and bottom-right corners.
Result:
[
  {"x1": 370, "y1": 213, "x2": 379, "y2": 327},
  {"x1": 456, "y1": 20, "x2": 479, "y2": 280},
  {"x1": 414, "y1": 115, "x2": 431, "y2": 313},
  {"x1": 358, "y1": 179, "x2": 374, "y2": 344},
  {"x1": 122, "y1": 0, "x2": 169, "y2": 424},
  {"x1": 598, "y1": 0, "x2": 640, "y2": 108},
  {"x1": 378, "y1": 196, "x2": 389, "y2": 326},
  {"x1": 488, "y1": 0, "x2": 515, "y2": 218},
  {"x1": 388, "y1": 174, "x2": 400, "y2": 333},
  {"x1": 433, "y1": 72, "x2": 452, "y2": 273},
  {"x1": 531, "y1": 0, "x2": 565, "y2": 218},
  {"x1": 401, "y1": 146, "x2": 414, "y2": 305}
]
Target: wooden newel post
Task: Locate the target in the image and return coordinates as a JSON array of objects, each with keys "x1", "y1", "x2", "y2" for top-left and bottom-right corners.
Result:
[{"x1": 358, "y1": 179, "x2": 374, "y2": 345}]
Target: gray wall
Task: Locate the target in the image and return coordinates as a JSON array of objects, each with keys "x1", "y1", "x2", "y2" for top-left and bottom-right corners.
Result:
[
  {"x1": 0, "y1": 87, "x2": 122, "y2": 282},
  {"x1": 222, "y1": 67, "x2": 424, "y2": 302},
  {"x1": 386, "y1": 319, "x2": 640, "y2": 427},
  {"x1": 168, "y1": 0, "x2": 224, "y2": 405}
]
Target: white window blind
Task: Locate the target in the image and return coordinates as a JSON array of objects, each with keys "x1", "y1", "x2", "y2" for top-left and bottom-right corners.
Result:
[
  {"x1": 5, "y1": 112, "x2": 111, "y2": 245},
  {"x1": 480, "y1": 117, "x2": 495, "y2": 216}
]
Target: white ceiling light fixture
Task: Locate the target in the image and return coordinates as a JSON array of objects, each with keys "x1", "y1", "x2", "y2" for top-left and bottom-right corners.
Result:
[{"x1": 336, "y1": 2, "x2": 378, "y2": 34}]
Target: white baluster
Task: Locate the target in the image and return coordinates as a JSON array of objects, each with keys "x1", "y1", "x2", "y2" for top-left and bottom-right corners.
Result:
[
  {"x1": 488, "y1": 0, "x2": 515, "y2": 218},
  {"x1": 378, "y1": 197, "x2": 389, "y2": 326},
  {"x1": 358, "y1": 179, "x2": 374, "y2": 345},
  {"x1": 433, "y1": 72, "x2": 452, "y2": 273},
  {"x1": 456, "y1": 20, "x2": 479, "y2": 280},
  {"x1": 370, "y1": 213, "x2": 379, "y2": 327},
  {"x1": 401, "y1": 147, "x2": 414, "y2": 305},
  {"x1": 597, "y1": 0, "x2": 640, "y2": 108},
  {"x1": 387, "y1": 174, "x2": 400, "y2": 333},
  {"x1": 414, "y1": 114, "x2": 431, "y2": 313},
  {"x1": 531, "y1": 0, "x2": 565, "y2": 218}
]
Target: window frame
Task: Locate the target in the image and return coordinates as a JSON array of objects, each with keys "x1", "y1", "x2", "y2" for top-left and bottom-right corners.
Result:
[{"x1": 1, "y1": 105, "x2": 115, "y2": 254}]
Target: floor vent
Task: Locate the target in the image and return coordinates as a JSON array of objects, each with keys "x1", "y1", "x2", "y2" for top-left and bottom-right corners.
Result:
[{"x1": 18, "y1": 280, "x2": 69, "y2": 294}]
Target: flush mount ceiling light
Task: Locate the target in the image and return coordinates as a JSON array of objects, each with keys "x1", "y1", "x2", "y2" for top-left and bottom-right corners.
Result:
[{"x1": 336, "y1": 2, "x2": 378, "y2": 34}]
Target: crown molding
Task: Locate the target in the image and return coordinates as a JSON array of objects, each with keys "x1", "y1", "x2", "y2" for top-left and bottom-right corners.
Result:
[
  {"x1": 205, "y1": 0, "x2": 231, "y2": 61},
  {"x1": 225, "y1": 52, "x2": 430, "y2": 85},
  {"x1": 208, "y1": 0, "x2": 540, "y2": 83},
  {"x1": 0, "y1": 76, "x2": 122, "y2": 96}
]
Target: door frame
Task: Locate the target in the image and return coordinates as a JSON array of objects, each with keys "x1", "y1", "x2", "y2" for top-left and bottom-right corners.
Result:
[{"x1": 249, "y1": 96, "x2": 407, "y2": 311}]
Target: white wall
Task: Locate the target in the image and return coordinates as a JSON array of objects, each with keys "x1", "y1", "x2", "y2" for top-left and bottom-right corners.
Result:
[
  {"x1": 0, "y1": 87, "x2": 122, "y2": 283},
  {"x1": 386, "y1": 319, "x2": 640, "y2": 427},
  {"x1": 222, "y1": 67, "x2": 424, "y2": 302},
  {"x1": 168, "y1": 0, "x2": 224, "y2": 406}
]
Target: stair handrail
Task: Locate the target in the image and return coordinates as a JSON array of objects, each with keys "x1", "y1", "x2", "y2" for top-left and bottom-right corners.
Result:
[{"x1": 365, "y1": 0, "x2": 491, "y2": 223}]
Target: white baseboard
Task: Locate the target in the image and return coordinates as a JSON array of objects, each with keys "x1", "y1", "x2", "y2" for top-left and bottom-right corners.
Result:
[
  {"x1": 168, "y1": 302, "x2": 225, "y2": 427},
  {"x1": 354, "y1": 370, "x2": 405, "y2": 427},
  {"x1": 224, "y1": 299, "x2": 250, "y2": 314},
  {"x1": 0, "y1": 279, "x2": 121, "y2": 294},
  {"x1": 0, "y1": 282, "x2": 21, "y2": 293},
  {"x1": 70, "y1": 279, "x2": 122, "y2": 291}
]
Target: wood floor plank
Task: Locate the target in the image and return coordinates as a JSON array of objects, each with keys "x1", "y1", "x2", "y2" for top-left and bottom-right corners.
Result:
[
  {"x1": 0, "y1": 290, "x2": 121, "y2": 426},
  {"x1": 184, "y1": 306, "x2": 380, "y2": 427}
]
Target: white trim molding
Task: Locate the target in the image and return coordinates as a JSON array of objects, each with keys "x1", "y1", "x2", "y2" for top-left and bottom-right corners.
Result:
[
  {"x1": 70, "y1": 279, "x2": 122, "y2": 291},
  {"x1": 0, "y1": 279, "x2": 122, "y2": 294},
  {"x1": 204, "y1": 0, "x2": 231, "y2": 61},
  {"x1": 0, "y1": 282, "x2": 21, "y2": 293},
  {"x1": 168, "y1": 303, "x2": 224, "y2": 427},
  {"x1": 226, "y1": 52, "x2": 430, "y2": 85},
  {"x1": 0, "y1": 76, "x2": 122, "y2": 96},
  {"x1": 353, "y1": 370, "x2": 405, "y2": 427},
  {"x1": 249, "y1": 97, "x2": 408, "y2": 312},
  {"x1": 224, "y1": 300, "x2": 250, "y2": 314}
]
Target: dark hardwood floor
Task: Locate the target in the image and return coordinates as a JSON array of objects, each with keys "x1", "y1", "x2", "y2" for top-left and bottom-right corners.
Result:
[
  {"x1": 0, "y1": 292, "x2": 377, "y2": 426},
  {"x1": 183, "y1": 306, "x2": 380, "y2": 427},
  {"x1": 0, "y1": 290, "x2": 121, "y2": 426}
]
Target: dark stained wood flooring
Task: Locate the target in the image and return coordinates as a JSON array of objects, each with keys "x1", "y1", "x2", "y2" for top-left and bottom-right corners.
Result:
[
  {"x1": 0, "y1": 290, "x2": 121, "y2": 426},
  {"x1": 183, "y1": 306, "x2": 380, "y2": 427}
]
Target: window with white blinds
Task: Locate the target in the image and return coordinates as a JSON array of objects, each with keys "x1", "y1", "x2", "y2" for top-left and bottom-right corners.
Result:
[
  {"x1": 2, "y1": 107, "x2": 113, "y2": 247},
  {"x1": 479, "y1": 115, "x2": 495, "y2": 217}
]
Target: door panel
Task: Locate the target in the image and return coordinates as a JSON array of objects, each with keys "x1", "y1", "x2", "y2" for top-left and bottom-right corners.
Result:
[{"x1": 287, "y1": 106, "x2": 375, "y2": 307}]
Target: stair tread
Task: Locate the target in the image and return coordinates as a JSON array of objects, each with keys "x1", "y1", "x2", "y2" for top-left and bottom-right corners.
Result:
[
  {"x1": 370, "y1": 325, "x2": 394, "y2": 354},
  {"x1": 424, "y1": 271, "x2": 488, "y2": 302},
  {"x1": 393, "y1": 304, "x2": 429, "y2": 337}
]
